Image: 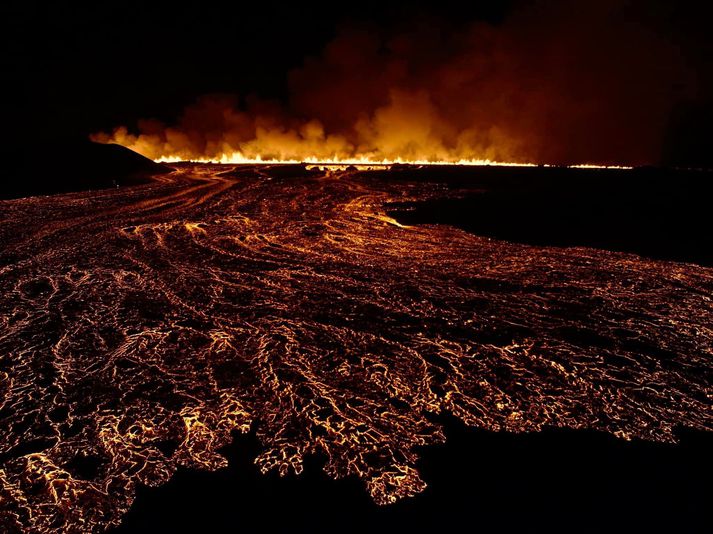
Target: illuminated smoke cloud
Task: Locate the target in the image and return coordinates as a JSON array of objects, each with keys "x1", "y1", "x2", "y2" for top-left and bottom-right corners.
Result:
[{"x1": 93, "y1": 1, "x2": 695, "y2": 166}]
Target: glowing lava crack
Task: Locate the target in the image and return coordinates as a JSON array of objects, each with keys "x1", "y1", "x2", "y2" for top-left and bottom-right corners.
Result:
[{"x1": 0, "y1": 164, "x2": 711, "y2": 532}]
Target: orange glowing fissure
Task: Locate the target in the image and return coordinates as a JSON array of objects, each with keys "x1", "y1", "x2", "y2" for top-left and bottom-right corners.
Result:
[
  {"x1": 153, "y1": 152, "x2": 633, "y2": 170},
  {"x1": 94, "y1": 120, "x2": 636, "y2": 169}
]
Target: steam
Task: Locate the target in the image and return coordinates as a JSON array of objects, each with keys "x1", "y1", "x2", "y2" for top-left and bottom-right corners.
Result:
[{"x1": 93, "y1": 1, "x2": 695, "y2": 165}]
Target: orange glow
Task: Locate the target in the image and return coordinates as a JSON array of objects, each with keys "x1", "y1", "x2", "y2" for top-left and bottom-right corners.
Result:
[
  {"x1": 90, "y1": 0, "x2": 696, "y2": 171},
  {"x1": 155, "y1": 152, "x2": 542, "y2": 167},
  {"x1": 157, "y1": 154, "x2": 632, "y2": 170},
  {"x1": 91, "y1": 87, "x2": 639, "y2": 170},
  {"x1": 96, "y1": 139, "x2": 632, "y2": 170}
]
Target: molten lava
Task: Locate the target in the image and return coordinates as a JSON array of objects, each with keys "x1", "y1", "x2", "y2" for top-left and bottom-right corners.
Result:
[
  {"x1": 0, "y1": 164, "x2": 711, "y2": 532},
  {"x1": 93, "y1": 128, "x2": 631, "y2": 169}
]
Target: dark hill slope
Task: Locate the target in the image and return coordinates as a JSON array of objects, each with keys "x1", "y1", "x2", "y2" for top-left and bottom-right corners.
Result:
[{"x1": 2, "y1": 141, "x2": 171, "y2": 200}]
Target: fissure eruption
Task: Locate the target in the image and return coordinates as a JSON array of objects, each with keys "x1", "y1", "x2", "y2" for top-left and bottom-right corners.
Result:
[{"x1": 93, "y1": 1, "x2": 694, "y2": 167}]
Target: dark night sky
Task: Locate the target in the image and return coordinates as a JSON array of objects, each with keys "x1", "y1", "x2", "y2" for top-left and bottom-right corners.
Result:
[
  {"x1": 3, "y1": 2, "x2": 510, "y2": 136},
  {"x1": 3, "y1": 0, "x2": 712, "y2": 166}
]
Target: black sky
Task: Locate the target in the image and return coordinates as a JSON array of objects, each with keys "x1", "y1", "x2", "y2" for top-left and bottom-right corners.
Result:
[
  {"x1": 3, "y1": 0, "x2": 712, "y2": 166},
  {"x1": 4, "y1": 2, "x2": 510, "y2": 137}
]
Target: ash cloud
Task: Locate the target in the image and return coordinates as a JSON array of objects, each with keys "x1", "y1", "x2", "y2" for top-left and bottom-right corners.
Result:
[{"x1": 94, "y1": 1, "x2": 698, "y2": 165}]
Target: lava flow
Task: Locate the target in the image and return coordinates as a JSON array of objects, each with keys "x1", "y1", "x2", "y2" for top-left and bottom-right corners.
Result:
[{"x1": 0, "y1": 164, "x2": 711, "y2": 532}]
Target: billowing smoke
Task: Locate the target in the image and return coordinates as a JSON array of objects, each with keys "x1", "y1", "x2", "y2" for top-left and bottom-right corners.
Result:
[{"x1": 93, "y1": 0, "x2": 696, "y2": 165}]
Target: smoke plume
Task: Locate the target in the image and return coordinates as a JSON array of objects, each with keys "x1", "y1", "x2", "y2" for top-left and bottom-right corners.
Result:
[{"x1": 93, "y1": 1, "x2": 696, "y2": 165}]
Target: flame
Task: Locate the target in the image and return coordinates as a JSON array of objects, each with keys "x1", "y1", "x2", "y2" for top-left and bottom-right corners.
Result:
[
  {"x1": 90, "y1": 0, "x2": 696, "y2": 171},
  {"x1": 156, "y1": 152, "x2": 537, "y2": 167},
  {"x1": 135, "y1": 148, "x2": 633, "y2": 170},
  {"x1": 154, "y1": 152, "x2": 631, "y2": 170},
  {"x1": 94, "y1": 121, "x2": 633, "y2": 170}
]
